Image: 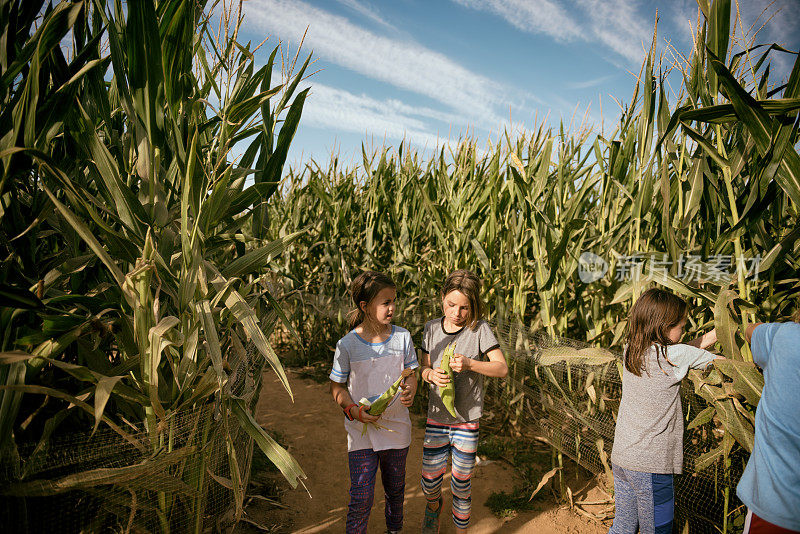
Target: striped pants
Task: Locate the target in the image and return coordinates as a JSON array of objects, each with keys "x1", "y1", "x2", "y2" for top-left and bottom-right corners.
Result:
[
  {"x1": 347, "y1": 447, "x2": 408, "y2": 534},
  {"x1": 421, "y1": 419, "x2": 480, "y2": 529}
]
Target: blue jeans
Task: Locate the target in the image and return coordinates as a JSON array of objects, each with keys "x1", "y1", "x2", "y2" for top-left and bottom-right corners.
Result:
[{"x1": 609, "y1": 463, "x2": 674, "y2": 534}]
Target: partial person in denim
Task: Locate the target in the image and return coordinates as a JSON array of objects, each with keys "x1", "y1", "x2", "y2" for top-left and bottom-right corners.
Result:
[{"x1": 737, "y1": 314, "x2": 800, "y2": 534}]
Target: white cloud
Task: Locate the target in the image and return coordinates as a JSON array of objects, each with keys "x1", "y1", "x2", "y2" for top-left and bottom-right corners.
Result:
[
  {"x1": 245, "y1": 0, "x2": 511, "y2": 128},
  {"x1": 566, "y1": 74, "x2": 616, "y2": 90},
  {"x1": 299, "y1": 80, "x2": 461, "y2": 151},
  {"x1": 333, "y1": 0, "x2": 394, "y2": 30},
  {"x1": 453, "y1": 0, "x2": 653, "y2": 65},
  {"x1": 453, "y1": 0, "x2": 582, "y2": 41},
  {"x1": 578, "y1": 0, "x2": 652, "y2": 64}
]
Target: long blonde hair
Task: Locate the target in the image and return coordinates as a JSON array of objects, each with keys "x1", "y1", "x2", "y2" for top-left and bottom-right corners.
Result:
[{"x1": 624, "y1": 288, "x2": 688, "y2": 376}]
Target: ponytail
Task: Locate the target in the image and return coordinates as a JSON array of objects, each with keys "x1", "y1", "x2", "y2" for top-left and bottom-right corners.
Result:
[{"x1": 347, "y1": 271, "x2": 396, "y2": 330}]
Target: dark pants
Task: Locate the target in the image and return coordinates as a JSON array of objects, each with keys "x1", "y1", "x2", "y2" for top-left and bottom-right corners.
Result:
[
  {"x1": 347, "y1": 447, "x2": 409, "y2": 534},
  {"x1": 744, "y1": 510, "x2": 800, "y2": 534}
]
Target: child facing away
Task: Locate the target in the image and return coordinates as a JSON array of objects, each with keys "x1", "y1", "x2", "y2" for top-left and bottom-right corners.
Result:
[
  {"x1": 609, "y1": 288, "x2": 719, "y2": 534},
  {"x1": 329, "y1": 271, "x2": 419, "y2": 534},
  {"x1": 736, "y1": 307, "x2": 800, "y2": 534},
  {"x1": 418, "y1": 269, "x2": 508, "y2": 533}
]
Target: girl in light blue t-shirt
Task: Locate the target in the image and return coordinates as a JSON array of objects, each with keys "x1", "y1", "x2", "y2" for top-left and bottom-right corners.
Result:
[{"x1": 329, "y1": 271, "x2": 418, "y2": 534}]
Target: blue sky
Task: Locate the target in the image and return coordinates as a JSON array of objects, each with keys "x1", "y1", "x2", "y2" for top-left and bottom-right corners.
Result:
[{"x1": 237, "y1": 0, "x2": 800, "y2": 170}]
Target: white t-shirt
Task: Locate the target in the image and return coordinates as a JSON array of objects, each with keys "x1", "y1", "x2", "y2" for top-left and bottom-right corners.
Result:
[{"x1": 330, "y1": 325, "x2": 419, "y2": 452}]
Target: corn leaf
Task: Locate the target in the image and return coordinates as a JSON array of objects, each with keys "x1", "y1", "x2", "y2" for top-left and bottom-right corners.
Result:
[{"x1": 230, "y1": 398, "x2": 306, "y2": 489}]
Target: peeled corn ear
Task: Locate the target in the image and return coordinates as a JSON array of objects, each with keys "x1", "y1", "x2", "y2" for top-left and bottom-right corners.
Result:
[
  {"x1": 363, "y1": 368, "x2": 414, "y2": 416},
  {"x1": 440, "y1": 343, "x2": 457, "y2": 417}
]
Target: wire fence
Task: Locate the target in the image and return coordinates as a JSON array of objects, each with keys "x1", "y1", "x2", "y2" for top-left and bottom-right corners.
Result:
[
  {"x1": 0, "y1": 343, "x2": 264, "y2": 534},
  {"x1": 1, "y1": 293, "x2": 752, "y2": 533},
  {"x1": 488, "y1": 319, "x2": 749, "y2": 533}
]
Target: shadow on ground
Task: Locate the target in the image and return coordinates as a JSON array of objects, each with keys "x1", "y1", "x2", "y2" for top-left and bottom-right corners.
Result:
[{"x1": 237, "y1": 371, "x2": 610, "y2": 534}]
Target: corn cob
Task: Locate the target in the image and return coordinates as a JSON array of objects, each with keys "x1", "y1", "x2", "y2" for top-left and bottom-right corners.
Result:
[
  {"x1": 359, "y1": 368, "x2": 414, "y2": 416},
  {"x1": 440, "y1": 342, "x2": 457, "y2": 417},
  {"x1": 357, "y1": 368, "x2": 414, "y2": 435}
]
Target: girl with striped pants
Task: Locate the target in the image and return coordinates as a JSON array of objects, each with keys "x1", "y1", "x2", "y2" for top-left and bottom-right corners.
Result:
[{"x1": 418, "y1": 270, "x2": 508, "y2": 533}]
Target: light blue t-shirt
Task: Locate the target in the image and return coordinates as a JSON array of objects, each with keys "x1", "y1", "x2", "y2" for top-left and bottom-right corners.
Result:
[
  {"x1": 736, "y1": 322, "x2": 800, "y2": 530},
  {"x1": 329, "y1": 325, "x2": 419, "y2": 396},
  {"x1": 329, "y1": 325, "x2": 419, "y2": 452}
]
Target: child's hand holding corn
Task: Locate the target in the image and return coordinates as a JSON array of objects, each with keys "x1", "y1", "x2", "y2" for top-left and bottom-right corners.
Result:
[
  {"x1": 425, "y1": 367, "x2": 450, "y2": 387},
  {"x1": 399, "y1": 374, "x2": 417, "y2": 407},
  {"x1": 449, "y1": 353, "x2": 469, "y2": 373},
  {"x1": 350, "y1": 404, "x2": 380, "y2": 423}
]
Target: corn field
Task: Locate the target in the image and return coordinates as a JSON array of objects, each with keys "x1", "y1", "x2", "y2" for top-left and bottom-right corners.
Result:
[
  {"x1": 0, "y1": 0, "x2": 798, "y2": 532},
  {"x1": 1, "y1": 0, "x2": 308, "y2": 531},
  {"x1": 263, "y1": 1, "x2": 798, "y2": 531}
]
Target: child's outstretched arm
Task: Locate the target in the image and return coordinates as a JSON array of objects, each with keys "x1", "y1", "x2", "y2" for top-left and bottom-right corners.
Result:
[
  {"x1": 745, "y1": 322, "x2": 764, "y2": 344},
  {"x1": 330, "y1": 381, "x2": 380, "y2": 423},
  {"x1": 450, "y1": 348, "x2": 508, "y2": 378},
  {"x1": 686, "y1": 328, "x2": 718, "y2": 350}
]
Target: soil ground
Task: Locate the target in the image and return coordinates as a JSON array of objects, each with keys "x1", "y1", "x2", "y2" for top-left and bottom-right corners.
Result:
[{"x1": 240, "y1": 370, "x2": 612, "y2": 533}]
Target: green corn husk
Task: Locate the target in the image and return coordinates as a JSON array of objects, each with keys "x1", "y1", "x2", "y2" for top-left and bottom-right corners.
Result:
[
  {"x1": 358, "y1": 368, "x2": 414, "y2": 435},
  {"x1": 440, "y1": 343, "x2": 457, "y2": 417},
  {"x1": 359, "y1": 368, "x2": 414, "y2": 416}
]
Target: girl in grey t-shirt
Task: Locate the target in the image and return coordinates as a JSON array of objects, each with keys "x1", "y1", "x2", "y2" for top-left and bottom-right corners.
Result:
[
  {"x1": 609, "y1": 288, "x2": 719, "y2": 534},
  {"x1": 418, "y1": 270, "x2": 508, "y2": 533}
]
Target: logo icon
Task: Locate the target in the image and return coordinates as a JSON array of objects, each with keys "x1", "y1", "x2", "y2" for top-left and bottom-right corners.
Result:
[{"x1": 578, "y1": 252, "x2": 608, "y2": 283}]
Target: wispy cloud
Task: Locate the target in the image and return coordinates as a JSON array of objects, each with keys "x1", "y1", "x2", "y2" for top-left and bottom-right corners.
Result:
[
  {"x1": 332, "y1": 0, "x2": 394, "y2": 31},
  {"x1": 246, "y1": 0, "x2": 512, "y2": 128},
  {"x1": 298, "y1": 80, "x2": 460, "y2": 150},
  {"x1": 453, "y1": 0, "x2": 652, "y2": 64},
  {"x1": 578, "y1": 0, "x2": 653, "y2": 64},
  {"x1": 453, "y1": 0, "x2": 582, "y2": 41},
  {"x1": 566, "y1": 74, "x2": 616, "y2": 90}
]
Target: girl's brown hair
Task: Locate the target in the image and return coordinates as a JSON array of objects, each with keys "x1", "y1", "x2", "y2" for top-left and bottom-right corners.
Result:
[
  {"x1": 347, "y1": 271, "x2": 396, "y2": 330},
  {"x1": 624, "y1": 288, "x2": 688, "y2": 376},
  {"x1": 441, "y1": 269, "x2": 484, "y2": 329}
]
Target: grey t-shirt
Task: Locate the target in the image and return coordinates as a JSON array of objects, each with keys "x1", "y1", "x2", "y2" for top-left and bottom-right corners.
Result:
[
  {"x1": 611, "y1": 343, "x2": 716, "y2": 474},
  {"x1": 421, "y1": 318, "x2": 501, "y2": 424}
]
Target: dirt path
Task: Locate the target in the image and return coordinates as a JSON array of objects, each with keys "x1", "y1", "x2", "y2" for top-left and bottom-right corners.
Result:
[{"x1": 250, "y1": 371, "x2": 609, "y2": 533}]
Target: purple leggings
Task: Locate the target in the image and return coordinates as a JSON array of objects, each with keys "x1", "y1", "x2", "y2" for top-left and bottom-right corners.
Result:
[{"x1": 347, "y1": 447, "x2": 408, "y2": 534}]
